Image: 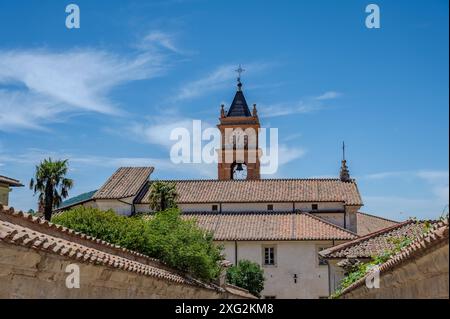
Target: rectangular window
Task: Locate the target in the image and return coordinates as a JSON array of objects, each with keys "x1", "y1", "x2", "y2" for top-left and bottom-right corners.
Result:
[
  {"x1": 311, "y1": 204, "x2": 318, "y2": 211},
  {"x1": 264, "y1": 247, "x2": 276, "y2": 266},
  {"x1": 212, "y1": 205, "x2": 218, "y2": 212},
  {"x1": 317, "y1": 247, "x2": 328, "y2": 266},
  {"x1": 267, "y1": 204, "x2": 274, "y2": 211}
]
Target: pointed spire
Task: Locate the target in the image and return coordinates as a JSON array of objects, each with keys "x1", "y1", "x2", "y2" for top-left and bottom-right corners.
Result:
[
  {"x1": 340, "y1": 141, "x2": 351, "y2": 182},
  {"x1": 226, "y1": 65, "x2": 251, "y2": 117}
]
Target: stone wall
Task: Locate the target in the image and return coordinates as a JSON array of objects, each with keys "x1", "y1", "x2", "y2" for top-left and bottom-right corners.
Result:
[
  {"x1": 0, "y1": 242, "x2": 248, "y2": 299},
  {"x1": 342, "y1": 243, "x2": 449, "y2": 299}
]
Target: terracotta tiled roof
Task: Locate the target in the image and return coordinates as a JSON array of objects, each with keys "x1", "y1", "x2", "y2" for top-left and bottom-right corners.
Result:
[
  {"x1": 0, "y1": 175, "x2": 23, "y2": 187},
  {"x1": 136, "y1": 179, "x2": 363, "y2": 205},
  {"x1": 179, "y1": 212, "x2": 358, "y2": 241},
  {"x1": 339, "y1": 218, "x2": 449, "y2": 297},
  {"x1": 0, "y1": 204, "x2": 220, "y2": 290},
  {"x1": 320, "y1": 220, "x2": 431, "y2": 259},
  {"x1": 93, "y1": 167, "x2": 154, "y2": 199},
  {"x1": 224, "y1": 284, "x2": 258, "y2": 299},
  {"x1": 356, "y1": 212, "x2": 399, "y2": 236}
]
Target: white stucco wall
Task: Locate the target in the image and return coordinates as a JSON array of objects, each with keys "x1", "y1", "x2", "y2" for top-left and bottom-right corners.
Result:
[
  {"x1": 311, "y1": 213, "x2": 346, "y2": 228},
  {"x1": 219, "y1": 240, "x2": 336, "y2": 299},
  {"x1": 328, "y1": 260, "x2": 346, "y2": 293},
  {"x1": 137, "y1": 202, "x2": 347, "y2": 214},
  {"x1": 94, "y1": 198, "x2": 134, "y2": 216}
]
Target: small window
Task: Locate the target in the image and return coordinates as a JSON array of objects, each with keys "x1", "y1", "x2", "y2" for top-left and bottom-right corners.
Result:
[
  {"x1": 264, "y1": 296, "x2": 276, "y2": 299},
  {"x1": 264, "y1": 247, "x2": 276, "y2": 266},
  {"x1": 311, "y1": 204, "x2": 318, "y2": 211},
  {"x1": 267, "y1": 204, "x2": 274, "y2": 211},
  {"x1": 317, "y1": 247, "x2": 328, "y2": 266},
  {"x1": 212, "y1": 205, "x2": 218, "y2": 212}
]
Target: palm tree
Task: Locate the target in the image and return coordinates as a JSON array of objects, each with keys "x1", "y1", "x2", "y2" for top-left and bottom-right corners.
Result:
[
  {"x1": 148, "y1": 181, "x2": 178, "y2": 212},
  {"x1": 30, "y1": 158, "x2": 73, "y2": 221}
]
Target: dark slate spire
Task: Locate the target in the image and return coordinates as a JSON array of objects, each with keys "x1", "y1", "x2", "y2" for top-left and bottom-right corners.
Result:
[
  {"x1": 227, "y1": 66, "x2": 252, "y2": 117},
  {"x1": 340, "y1": 141, "x2": 351, "y2": 182},
  {"x1": 227, "y1": 88, "x2": 252, "y2": 117}
]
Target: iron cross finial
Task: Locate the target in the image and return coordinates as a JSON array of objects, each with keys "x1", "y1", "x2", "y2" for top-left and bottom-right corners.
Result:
[{"x1": 235, "y1": 64, "x2": 245, "y2": 81}]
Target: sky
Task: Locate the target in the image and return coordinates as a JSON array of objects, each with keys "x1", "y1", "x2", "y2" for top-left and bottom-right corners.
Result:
[{"x1": 0, "y1": 0, "x2": 448, "y2": 221}]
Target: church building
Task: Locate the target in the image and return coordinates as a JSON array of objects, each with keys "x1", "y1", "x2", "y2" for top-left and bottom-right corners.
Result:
[{"x1": 57, "y1": 77, "x2": 397, "y2": 298}]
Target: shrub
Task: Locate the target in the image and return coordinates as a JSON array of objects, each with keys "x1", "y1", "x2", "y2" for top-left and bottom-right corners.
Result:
[
  {"x1": 144, "y1": 209, "x2": 224, "y2": 281},
  {"x1": 53, "y1": 206, "x2": 223, "y2": 282},
  {"x1": 226, "y1": 260, "x2": 265, "y2": 298}
]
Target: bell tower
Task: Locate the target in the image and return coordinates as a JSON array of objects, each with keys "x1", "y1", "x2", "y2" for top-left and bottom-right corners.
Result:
[{"x1": 217, "y1": 66, "x2": 261, "y2": 180}]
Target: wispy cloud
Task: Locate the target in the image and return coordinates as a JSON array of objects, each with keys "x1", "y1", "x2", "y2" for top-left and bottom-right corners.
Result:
[
  {"x1": 315, "y1": 91, "x2": 342, "y2": 100},
  {"x1": 277, "y1": 144, "x2": 307, "y2": 166},
  {"x1": 117, "y1": 117, "x2": 214, "y2": 149},
  {"x1": 138, "y1": 31, "x2": 181, "y2": 54},
  {"x1": 259, "y1": 91, "x2": 341, "y2": 118},
  {"x1": 362, "y1": 169, "x2": 449, "y2": 219},
  {"x1": 0, "y1": 30, "x2": 178, "y2": 132},
  {"x1": 364, "y1": 195, "x2": 447, "y2": 221},
  {"x1": 172, "y1": 62, "x2": 271, "y2": 102},
  {"x1": 0, "y1": 147, "x2": 216, "y2": 178}
]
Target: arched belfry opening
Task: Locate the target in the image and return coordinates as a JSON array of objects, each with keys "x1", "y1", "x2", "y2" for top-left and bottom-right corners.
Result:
[{"x1": 231, "y1": 161, "x2": 248, "y2": 180}]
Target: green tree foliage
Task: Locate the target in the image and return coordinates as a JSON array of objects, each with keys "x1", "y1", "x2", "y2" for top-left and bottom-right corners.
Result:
[
  {"x1": 148, "y1": 181, "x2": 178, "y2": 212},
  {"x1": 53, "y1": 206, "x2": 223, "y2": 282},
  {"x1": 226, "y1": 260, "x2": 265, "y2": 298},
  {"x1": 30, "y1": 158, "x2": 73, "y2": 221}
]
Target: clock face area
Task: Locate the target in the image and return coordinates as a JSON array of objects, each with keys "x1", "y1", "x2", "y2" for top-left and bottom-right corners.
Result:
[{"x1": 232, "y1": 162, "x2": 248, "y2": 180}]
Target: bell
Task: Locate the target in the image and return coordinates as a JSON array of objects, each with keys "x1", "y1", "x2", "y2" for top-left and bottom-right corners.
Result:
[{"x1": 235, "y1": 163, "x2": 243, "y2": 171}]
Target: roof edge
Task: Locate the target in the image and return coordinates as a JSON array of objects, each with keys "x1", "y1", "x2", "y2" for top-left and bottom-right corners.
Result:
[{"x1": 338, "y1": 218, "x2": 449, "y2": 297}]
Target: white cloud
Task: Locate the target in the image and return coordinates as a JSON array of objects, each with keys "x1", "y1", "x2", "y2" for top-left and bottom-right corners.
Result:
[
  {"x1": 315, "y1": 91, "x2": 341, "y2": 100},
  {"x1": 258, "y1": 91, "x2": 341, "y2": 118},
  {"x1": 0, "y1": 147, "x2": 215, "y2": 178},
  {"x1": 0, "y1": 31, "x2": 177, "y2": 131},
  {"x1": 363, "y1": 171, "x2": 408, "y2": 180},
  {"x1": 259, "y1": 101, "x2": 324, "y2": 118},
  {"x1": 277, "y1": 144, "x2": 307, "y2": 166},
  {"x1": 364, "y1": 195, "x2": 447, "y2": 221},
  {"x1": 361, "y1": 170, "x2": 448, "y2": 199},
  {"x1": 139, "y1": 31, "x2": 181, "y2": 53},
  {"x1": 172, "y1": 62, "x2": 271, "y2": 102},
  {"x1": 123, "y1": 118, "x2": 214, "y2": 149},
  {"x1": 362, "y1": 169, "x2": 449, "y2": 219}
]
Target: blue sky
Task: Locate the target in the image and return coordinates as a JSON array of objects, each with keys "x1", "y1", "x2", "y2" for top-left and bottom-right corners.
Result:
[{"x1": 0, "y1": 0, "x2": 448, "y2": 220}]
